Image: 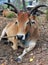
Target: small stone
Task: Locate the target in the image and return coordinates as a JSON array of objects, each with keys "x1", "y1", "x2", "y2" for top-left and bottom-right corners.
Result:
[
  {"x1": 30, "y1": 53, "x2": 33, "y2": 56},
  {"x1": 30, "y1": 58, "x2": 33, "y2": 62}
]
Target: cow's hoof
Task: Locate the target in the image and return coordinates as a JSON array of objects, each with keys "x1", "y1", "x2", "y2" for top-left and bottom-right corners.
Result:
[{"x1": 16, "y1": 58, "x2": 22, "y2": 63}]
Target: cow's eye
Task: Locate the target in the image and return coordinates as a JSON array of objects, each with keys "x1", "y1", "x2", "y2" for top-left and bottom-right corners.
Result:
[
  {"x1": 27, "y1": 21, "x2": 30, "y2": 25},
  {"x1": 15, "y1": 21, "x2": 18, "y2": 24},
  {"x1": 31, "y1": 20, "x2": 35, "y2": 24}
]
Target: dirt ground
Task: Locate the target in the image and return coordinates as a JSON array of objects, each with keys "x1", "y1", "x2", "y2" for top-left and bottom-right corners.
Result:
[{"x1": 0, "y1": 15, "x2": 48, "y2": 65}]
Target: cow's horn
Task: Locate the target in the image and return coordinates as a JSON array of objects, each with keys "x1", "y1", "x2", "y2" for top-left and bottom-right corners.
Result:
[
  {"x1": 30, "y1": 4, "x2": 47, "y2": 15},
  {"x1": 4, "y1": 2, "x2": 19, "y2": 13}
]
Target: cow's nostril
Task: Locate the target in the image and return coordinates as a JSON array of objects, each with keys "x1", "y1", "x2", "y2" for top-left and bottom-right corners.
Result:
[{"x1": 17, "y1": 35, "x2": 23, "y2": 40}]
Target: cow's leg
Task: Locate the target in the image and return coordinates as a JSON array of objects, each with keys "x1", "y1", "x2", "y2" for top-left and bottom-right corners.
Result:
[
  {"x1": 0, "y1": 28, "x2": 6, "y2": 40},
  {"x1": 16, "y1": 41, "x2": 36, "y2": 63},
  {"x1": 11, "y1": 38, "x2": 18, "y2": 50}
]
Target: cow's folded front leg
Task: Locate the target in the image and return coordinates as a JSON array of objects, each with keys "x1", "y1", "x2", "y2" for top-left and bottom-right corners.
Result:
[
  {"x1": 11, "y1": 43, "x2": 18, "y2": 50},
  {"x1": 16, "y1": 40, "x2": 36, "y2": 63},
  {"x1": 11, "y1": 38, "x2": 18, "y2": 50}
]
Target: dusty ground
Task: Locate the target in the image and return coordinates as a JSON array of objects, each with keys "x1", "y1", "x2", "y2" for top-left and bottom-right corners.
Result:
[{"x1": 0, "y1": 15, "x2": 48, "y2": 65}]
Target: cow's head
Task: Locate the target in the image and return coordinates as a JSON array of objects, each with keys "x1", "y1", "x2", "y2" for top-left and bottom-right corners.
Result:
[
  {"x1": 14, "y1": 12, "x2": 38, "y2": 40},
  {"x1": 4, "y1": 3, "x2": 47, "y2": 40}
]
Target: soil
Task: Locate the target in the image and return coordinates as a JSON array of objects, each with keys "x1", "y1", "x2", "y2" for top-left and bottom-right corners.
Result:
[{"x1": 0, "y1": 15, "x2": 48, "y2": 65}]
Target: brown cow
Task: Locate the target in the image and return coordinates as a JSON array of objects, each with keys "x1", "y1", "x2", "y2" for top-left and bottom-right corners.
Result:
[{"x1": 0, "y1": 3, "x2": 47, "y2": 63}]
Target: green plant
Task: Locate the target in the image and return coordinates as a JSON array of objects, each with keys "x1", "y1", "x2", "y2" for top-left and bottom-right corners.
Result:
[
  {"x1": 6, "y1": 12, "x2": 16, "y2": 18},
  {"x1": 46, "y1": 9, "x2": 48, "y2": 20}
]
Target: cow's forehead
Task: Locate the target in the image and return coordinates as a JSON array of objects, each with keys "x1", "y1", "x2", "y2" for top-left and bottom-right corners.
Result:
[{"x1": 17, "y1": 12, "x2": 29, "y2": 22}]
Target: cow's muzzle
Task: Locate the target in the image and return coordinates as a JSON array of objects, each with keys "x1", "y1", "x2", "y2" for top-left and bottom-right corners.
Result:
[{"x1": 16, "y1": 34, "x2": 25, "y2": 40}]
